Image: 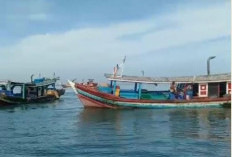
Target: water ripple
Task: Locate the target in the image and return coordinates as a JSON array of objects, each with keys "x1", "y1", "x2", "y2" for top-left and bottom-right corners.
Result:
[{"x1": 0, "y1": 92, "x2": 230, "y2": 157}]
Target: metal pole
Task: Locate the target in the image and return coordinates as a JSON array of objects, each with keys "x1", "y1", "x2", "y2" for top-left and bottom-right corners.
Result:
[
  {"x1": 138, "y1": 83, "x2": 142, "y2": 99},
  {"x1": 207, "y1": 56, "x2": 216, "y2": 75},
  {"x1": 31, "y1": 74, "x2": 34, "y2": 83}
]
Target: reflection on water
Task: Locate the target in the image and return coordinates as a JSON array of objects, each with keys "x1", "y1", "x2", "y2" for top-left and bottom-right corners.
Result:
[
  {"x1": 0, "y1": 99, "x2": 64, "y2": 112},
  {"x1": 79, "y1": 108, "x2": 230, "y2": 140},
  {"x1": 77, "y1": 108, "x2": 230, "y2": 156},
  {"x1": 0, "y1": 92, "x2": 230, "y2": 157},
  {"x1": 169, "y1": 109, "x2": 230, "y2": 140}
]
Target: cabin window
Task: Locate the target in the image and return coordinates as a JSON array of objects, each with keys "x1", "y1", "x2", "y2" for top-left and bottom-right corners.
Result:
[
  {"x1": 27, "y1": 87, "x2": 37, "y2": 98},
  {"x1": 12, "y1": 86, "x2": 22, "y2": 95},
  {"x1": 114, "y1": 82, "x2": 139, "y2": 99},
  {"x1": 47, "y1": 84, "x2": 55, "y2": 89},
  {"x1": 116, "y1": 82, "x2": 135, "y2": 91},
  {"x1": 0, "y1": 85, "x2": 6, "y2": 91},
  {"x1": 200, "y1": 85, "x2": 206, "y2": 90}
]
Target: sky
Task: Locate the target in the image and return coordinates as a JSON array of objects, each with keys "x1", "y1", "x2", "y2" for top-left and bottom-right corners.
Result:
[{"x1": 0, "y1": 0, "x2": 231, "y2": 83}]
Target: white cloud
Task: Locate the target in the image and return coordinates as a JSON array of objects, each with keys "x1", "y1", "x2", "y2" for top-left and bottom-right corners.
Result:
[{"x1": 0, "y1": 1, "x2": 230, "y2": 81}]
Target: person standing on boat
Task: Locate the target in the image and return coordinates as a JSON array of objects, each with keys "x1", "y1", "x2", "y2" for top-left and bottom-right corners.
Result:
[
  {"x1": 170, "y1": 81, "x2": 176, "y2": 93},
  {"x1": 178, "y1": 90, "x2": 184, "y2": 100},
  {"x1": 186, "y1": 85, "x2": 193, "y2": 100},
  {"x1": 169, "y1": 81, "x2": 176, "y2": 100}
]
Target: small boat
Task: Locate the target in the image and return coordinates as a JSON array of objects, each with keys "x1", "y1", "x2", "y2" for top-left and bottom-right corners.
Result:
[
  {"x1": 69, "y1": 73, "x2": 231, "y2": 109},
  {"x1": 61, "y1": 79, "x2": 76, "y2": 88},
  {"x1": 0, "y1": 76, "x2": 65, "y2": 106},
  {"x1": 61, "y1": 84, "x2": 71, "y2": 88}
]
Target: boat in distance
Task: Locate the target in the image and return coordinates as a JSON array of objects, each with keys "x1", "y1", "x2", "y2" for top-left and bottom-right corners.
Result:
[
  {"x1": 61, "y1": 84, "x2": 71, "y2": 88},
  {"x1": 61, "y1": 79, "x2": 76, "y2": 88},
  {"x1": 69, "y1": 73, "x2": 231, "y2": 109},
  {"x1": 0, "y1": 76, "x2": 65, "y2": 106}
]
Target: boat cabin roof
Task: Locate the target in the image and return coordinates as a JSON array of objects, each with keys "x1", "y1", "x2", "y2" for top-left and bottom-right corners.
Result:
[
  {"x1": 0, "y1": 80, "x2": 9, "y2": 86},
  {"x1": 104, "y1": 73, "x2": 231, "y2": 84},
  {"x1": 9, "y1": 78, "x2": 58, "y2": 87}
]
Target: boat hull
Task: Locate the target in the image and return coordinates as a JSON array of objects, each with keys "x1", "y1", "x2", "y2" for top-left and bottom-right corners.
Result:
[
  {"x1": 0, "y1": 90, "x2": 65, "y2": 106},
  {"x1": 78, "y1": 94, "x2": 117, "y2": 109},
  {"x1": 75, "y1": 84, "x2": 231, "y2": 109}
]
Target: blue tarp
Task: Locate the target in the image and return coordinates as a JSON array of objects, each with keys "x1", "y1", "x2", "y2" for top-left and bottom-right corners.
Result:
[{"x1": 34, "y1": 78, "x2": 45, "y2": 83}]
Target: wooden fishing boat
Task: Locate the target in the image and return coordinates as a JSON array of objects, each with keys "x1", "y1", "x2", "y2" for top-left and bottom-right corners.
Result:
[
  {"x1": 0, "y1": 77, "x2": 65, "y2": 106},
  {"x1": 69, "y1": 73, "x2": 231, "y2": 109}
]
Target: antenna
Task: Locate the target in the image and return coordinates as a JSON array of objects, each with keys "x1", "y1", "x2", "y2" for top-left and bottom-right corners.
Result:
[{"x1": 31, "y1": 74, "x2": 34, "y2": 83}]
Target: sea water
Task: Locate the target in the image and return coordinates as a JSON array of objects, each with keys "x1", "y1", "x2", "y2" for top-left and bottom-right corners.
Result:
[{"x1": 0, "y1": 90, "x2": 230, "y2": 157}]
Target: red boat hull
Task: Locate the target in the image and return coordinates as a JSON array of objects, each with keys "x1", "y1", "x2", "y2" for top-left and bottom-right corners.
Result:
[{"x1": 78, "y1": 94, "x2": 117, "y2": 109}]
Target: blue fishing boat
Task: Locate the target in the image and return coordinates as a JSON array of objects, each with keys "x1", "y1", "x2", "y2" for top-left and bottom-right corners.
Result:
[{"x1": 0, "y1": 76, "x2": 65, "y2": 106}]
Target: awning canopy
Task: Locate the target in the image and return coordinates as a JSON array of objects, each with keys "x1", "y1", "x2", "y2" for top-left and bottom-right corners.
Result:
[{"x1": 104, "y1": 73, "x2": 231, "y2": 84}]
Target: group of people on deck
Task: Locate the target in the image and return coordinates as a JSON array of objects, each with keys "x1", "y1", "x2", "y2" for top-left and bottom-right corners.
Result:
[{"x1": 169, "y1": 81, "x2": 193, "y2": 100}]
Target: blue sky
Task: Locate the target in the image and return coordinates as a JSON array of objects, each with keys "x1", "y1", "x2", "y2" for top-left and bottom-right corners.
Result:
[{"x1": 0, "y1": 0, "x2": 231, "y2": 82}]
